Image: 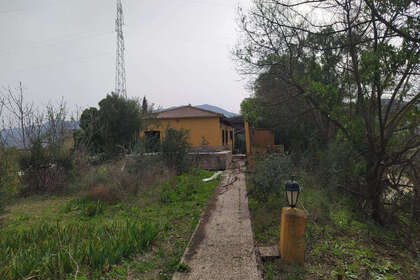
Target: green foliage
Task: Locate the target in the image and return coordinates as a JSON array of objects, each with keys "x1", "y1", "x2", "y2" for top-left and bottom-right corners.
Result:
[
  {"x1": 317, "y1": 140, "x2": 364, "y2": 190},
  {"x1": 161, "y1": 127, "x2": 191, "y2": 175},
  {"x1": 0, "y1": 219, "x2": 159, "y2": 279},
  {"x1": 63, "y1": 197, "x2": 105, "y2": 217},
  {"x1": 240, "y1": 97, "x2": 267, "y2": 127},
  {"x1": 247, "y1": 156, "x2": 418, "y2": 279},
  {"x1": 176, "y1": 263, "x2": 190, "y2": 272},
  {"x1": 249, "y1": 154, "x2": 294, "y2": 201},
  {"x1": 0, "y1": 167, "x2": 219, "y2": 279},
  {"x1": 236, "y1": 0, "x2": 420, "y2": 224},
  {"x1": 0, "y1": 147, "x2": 19, "y2": 211},
  {"x1": 75, "y1": 107, "x2": 102, "y2": 153},
  {"x1": 76, "y1": 93, "x2": 143, "y2": 157},
  {"x1": 160, "y1": 169, "x2": 210, "y2": 203}
]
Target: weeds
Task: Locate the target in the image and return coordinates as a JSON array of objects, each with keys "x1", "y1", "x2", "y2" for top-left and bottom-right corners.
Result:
[
  {"x1": 0, "y1": 219, "x2": 159, "y2": 279},
  {"x1": 62, "y1": 197, "x2": 105, "y2": 217},
  {"x1": 0, "y1": 168, "x2": 219, "y2": 279},
  {"x1": 247, "y1": 156, "x2": 420, "y2": 280}
]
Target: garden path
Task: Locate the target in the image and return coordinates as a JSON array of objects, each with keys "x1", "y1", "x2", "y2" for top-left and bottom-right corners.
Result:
[{"x1": 172, "y1": 161, "x2": 262, "y2": 280}]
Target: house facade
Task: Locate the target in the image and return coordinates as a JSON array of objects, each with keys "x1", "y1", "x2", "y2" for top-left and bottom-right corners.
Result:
[{"x1": 142, "y1": 105, "x2": 234, "y2": 151}]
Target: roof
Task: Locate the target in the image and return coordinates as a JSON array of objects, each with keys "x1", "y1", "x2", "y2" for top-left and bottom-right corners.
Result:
[{"x1": 154, "y1": 105, "x2": 225, "y2": 119}]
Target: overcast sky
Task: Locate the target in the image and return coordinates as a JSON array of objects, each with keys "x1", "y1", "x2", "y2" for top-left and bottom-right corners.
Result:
[{"x1": 0, "y1": 0, "x2": 252, "y2": 116}]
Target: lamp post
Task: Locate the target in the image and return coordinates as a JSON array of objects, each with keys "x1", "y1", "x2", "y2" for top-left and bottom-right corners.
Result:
[
  {"x1": 279, "y1": 176, "x2": 307, "y2": 265},
  {"x1": 284, "y1": 177, "x2": 300, "y2": 208}
]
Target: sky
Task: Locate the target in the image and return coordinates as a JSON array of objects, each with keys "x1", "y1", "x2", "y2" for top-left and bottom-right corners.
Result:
[{"x1": 0, "y1": 0, "x2": 252, "y2": 116}]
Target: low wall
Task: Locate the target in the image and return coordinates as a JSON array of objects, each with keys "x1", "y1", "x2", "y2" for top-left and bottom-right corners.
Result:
[{"x1": 189, "y1": 150, "x2": 232, "y2": 170}]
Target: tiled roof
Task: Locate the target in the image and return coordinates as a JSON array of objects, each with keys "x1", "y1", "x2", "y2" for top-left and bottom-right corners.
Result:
[{"x1": 155, "y1": 105, "x2": 224, "y2": 119}]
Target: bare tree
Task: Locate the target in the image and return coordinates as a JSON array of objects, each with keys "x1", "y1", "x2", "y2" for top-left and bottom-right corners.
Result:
[
  {"x1": 1, "y1": 83, "x2": 74, "y2": 149},
  {"x1": 1, "y1": 82, "x2": 39, "y2": 149},
  {"x1": 0, "y1": 95, "x2": 5, "y2": 147},
  {"x1": 45, "y1": 98, "x2": 68, "y2": 146}
]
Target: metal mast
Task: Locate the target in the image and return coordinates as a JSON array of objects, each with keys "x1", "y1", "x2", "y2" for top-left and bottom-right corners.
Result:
[{"x1": 115, "y1": 0, "x2": 127, "y2": 97}]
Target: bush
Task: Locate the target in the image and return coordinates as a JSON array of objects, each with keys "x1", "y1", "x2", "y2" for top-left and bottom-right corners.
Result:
[
  {"x1": 19, "y1": 139, "x2": 73, "y2": 195},
  {"x1": 161, "y1": 128, "x2": 191, "y2": 175},
  {"x1": 127, "y1": 154, "x2": 173, "y2": 192},
  {"x1": 72, "y1": 156, "x2": 172, "y2": 203},
  {"x1": 0, "y1": 147, "x2": 19, "y2": 211},
  {"x1": 317, "y1": 140, "x2": 364, "y2": 191},
  {"x1": 250, "y1": 153, "x2": 294, "y2": 202},
  {"x1": 87, "y1": 184, "x2": 120, "y2": 204}
]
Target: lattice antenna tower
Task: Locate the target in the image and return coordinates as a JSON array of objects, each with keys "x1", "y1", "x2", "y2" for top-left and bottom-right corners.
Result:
[{"x1": 115, "y1": 0, "x2": 127, "y2": 97}]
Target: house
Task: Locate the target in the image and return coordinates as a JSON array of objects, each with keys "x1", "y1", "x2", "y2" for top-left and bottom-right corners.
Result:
[
  {"x1": 244, "y1": 121, "x2": 284, "y2": 165},
  {"x1": 142, "y1": 105, "x2": 234, "y2": 151}
]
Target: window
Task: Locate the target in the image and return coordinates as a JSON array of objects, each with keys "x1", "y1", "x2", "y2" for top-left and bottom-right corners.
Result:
[
  {"x1": 144, "y1": 131, "x2": 161, "y2": 152},
  {"x1": 230, "y1": 130, "x2": 233, "y2": 141},
  {"x1": 222, "y1": 129, "x2": 225, "y2": 145}
]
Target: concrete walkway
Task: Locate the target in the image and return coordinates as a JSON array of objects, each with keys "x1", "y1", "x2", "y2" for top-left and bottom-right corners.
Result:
[{"x1": 173, "y1": 162, "x2": 262, "y2": 280}]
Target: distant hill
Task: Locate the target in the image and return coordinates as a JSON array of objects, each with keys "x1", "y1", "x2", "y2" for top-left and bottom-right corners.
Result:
[
  {"x1": 195, "y1": 104, "x2": 238, "y2": 118},
  {"x1": 1, "y1": 120, "x2": 79, "y2": 148},
  {"x1": 156, "y1": 104, "x2": 238, "y2": 118}
]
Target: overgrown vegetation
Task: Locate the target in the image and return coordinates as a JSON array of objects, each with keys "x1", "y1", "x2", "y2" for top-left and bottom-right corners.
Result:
[
  {"x1": 19, "y1": 139, "x2": 73, "y2": 195},
  {"x1": 0, "y1": 146, "x2": 19, "y2": 212},
  {"x1": 75, "y1": 93, "x2": 144, "y2": 157},
  {"x1": 161, "y1": 127, "x2": 191, "y2": 175},
  {"x1": 247, "y1": 154, "x2": 420, "y2": 280},
  {"x1": 0, "y1": 86, "x2": 211, "y2": 279},
  {"x1": 236, "y1": 0, "x2": 420, "y2": 226},
  {"x1": 0, "y1": 167, "x2": 219, "y2": 279}
]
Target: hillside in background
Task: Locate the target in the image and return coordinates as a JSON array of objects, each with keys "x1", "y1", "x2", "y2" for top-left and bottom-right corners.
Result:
[
  {"x1": 0, "y1": 120, "x2": 79, "y2": 148},
  {"x1": 158, "y1": 104, "x2": 238, "y2": 118},
  {"x1": 195, "y1": 104, "x2": 238, "y2": 118}
]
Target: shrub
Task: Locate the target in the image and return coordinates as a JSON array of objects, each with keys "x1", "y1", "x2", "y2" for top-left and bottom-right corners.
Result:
[
  {"x1": 0, "y1": 147, "x2": 19, "y2": 211},
  {"x1": 127, "y1": 154, "x2": 172, "y2": 193},
  {"x1": 87, "y1": 184, "x2": 120, "y2": 204},
  {"x1": 161, "y1": 127, "x2": 191, "y2": 175},
  {"x1": 250, "y1": 153, "x2": 294, "y2": 202},
  {"x1": 19, "y1": 139, "x2": 73, "y2": 195}
]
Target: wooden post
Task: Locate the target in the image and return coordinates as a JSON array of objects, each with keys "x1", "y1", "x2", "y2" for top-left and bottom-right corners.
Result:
[{"x1": 279, "y1": 207, "x2": 307, "y2": 265}]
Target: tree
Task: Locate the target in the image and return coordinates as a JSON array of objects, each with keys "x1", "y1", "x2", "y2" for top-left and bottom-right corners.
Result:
[
  {"x1": 44, "y1": 98, "x2": 68, "y2": 147},
  {"x1": 235, "y1": 0, "x2": 420, "y2": 223},
  {"x1": 76, "y1": 107, "x2": 102, "y2": 153},
  {"x1": 141, "y1": 96, "x2": 148, "y2": 114},
  {"x1": 77, "y1": 93, "x2": 143, "y2": 157},
  {"x1": 1, "y1": 82, "x2": 41, "y2": 148},
  {"x1": 161, "y1": 127, "x2": 191, "y2": 175},
  {"x1": 0, "y1": 95, "x2": 5, "y2": 146},
  {"x1": 1, "y1": 83, "x2": 72, "y2": 149}
]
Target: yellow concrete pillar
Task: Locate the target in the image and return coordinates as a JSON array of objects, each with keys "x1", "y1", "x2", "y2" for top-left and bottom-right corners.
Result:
[
  {"x1": 245, "y1": 121, "x2": 251, "y2": 156},
  {"x1": 279, "y1": 207, "x2": 307, "y2": 265}
]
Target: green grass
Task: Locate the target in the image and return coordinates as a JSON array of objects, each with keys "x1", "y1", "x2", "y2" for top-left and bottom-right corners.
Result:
[
  {"x1": 0, "y1": 168, "x2": 219, "y2": 279},
  {"x1": 247, "y1": 172, "x2": 420, "y2": 280}
]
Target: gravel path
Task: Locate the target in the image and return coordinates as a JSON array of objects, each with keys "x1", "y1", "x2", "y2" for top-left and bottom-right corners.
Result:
[{"x1": 173, "y1": 162, "x2": 262, "y2": 280}]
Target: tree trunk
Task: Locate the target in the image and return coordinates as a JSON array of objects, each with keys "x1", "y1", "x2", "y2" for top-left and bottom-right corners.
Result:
[{"x1": 366, "y1": 161, "x2": 385, "y2": 224}]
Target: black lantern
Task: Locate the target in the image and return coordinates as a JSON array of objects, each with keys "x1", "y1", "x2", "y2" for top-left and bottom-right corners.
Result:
[{"x1": 284, "y1": 177, "x2": 300, "y2": 208}]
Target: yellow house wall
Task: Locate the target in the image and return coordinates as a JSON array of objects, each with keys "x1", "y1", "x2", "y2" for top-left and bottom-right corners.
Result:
[
  {"x1": 142, "y1": 117, "x2": 234, "y2": 148},
  {"x1": 254, "y1": 129, "x2": 275, "y2": 147}
]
